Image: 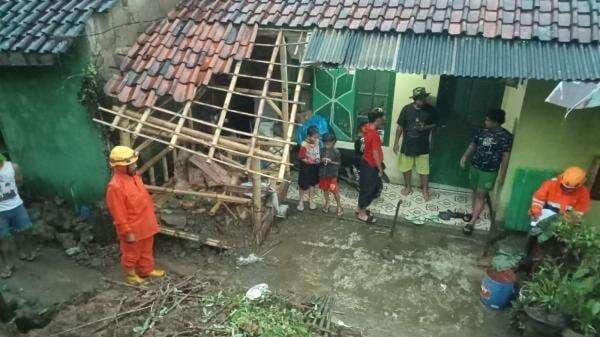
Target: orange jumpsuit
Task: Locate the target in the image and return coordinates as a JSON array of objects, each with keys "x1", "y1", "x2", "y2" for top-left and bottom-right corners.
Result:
[
  {"x1": 106, "y1": 170, "x2": 159, "y2": 276},
  {"x1": 531, "y1": 177, "x2": 591, "y2": 217}
]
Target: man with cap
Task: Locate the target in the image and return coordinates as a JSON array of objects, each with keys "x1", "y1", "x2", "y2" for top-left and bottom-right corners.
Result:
[
  {"x1": 0, "y1": 154, "x2": 37, "y2": 279},
  {"x1": 393, "y1": 87, "x2": 437, "y2": 201},
  {"x1": 106, "y1": 145, "x2": 165, "y2": 285}
]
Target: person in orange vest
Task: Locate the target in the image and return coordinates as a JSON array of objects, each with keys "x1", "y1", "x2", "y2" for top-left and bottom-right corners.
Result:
[
  {"x1": 106, "y1": 146, "x2": 165, "y2": 285},
  {"x1": 529, "y1": 166, "x2": 591, "y2": 224}
]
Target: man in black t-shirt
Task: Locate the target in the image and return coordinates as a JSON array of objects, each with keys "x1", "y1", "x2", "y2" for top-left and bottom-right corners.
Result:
[
  {"x1": 393, "y1": 87, "x2": 437, "y2": 201},
  {"x1": 460, "y1": 109, "x2": 513, "y2": 235}
]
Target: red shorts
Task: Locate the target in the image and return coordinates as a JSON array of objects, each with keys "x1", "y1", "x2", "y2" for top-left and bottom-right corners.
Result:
[{"x1": 319, "y1": 177, "x2": 339, "y2": 193}]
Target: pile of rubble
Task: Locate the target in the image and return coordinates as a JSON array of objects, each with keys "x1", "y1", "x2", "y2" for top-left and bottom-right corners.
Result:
[{"x1": 28, "y1": 199, "x2": 118, "y2": 268}]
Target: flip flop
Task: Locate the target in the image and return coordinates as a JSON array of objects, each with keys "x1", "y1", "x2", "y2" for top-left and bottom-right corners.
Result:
[
  {"x1": 322, "y1": 205, "x2": 329, "y2": 213},
  {"x1": 355, "y1": 210, "x2": 371, "y2": 216},
  {"x1": 337, "y1": 207, "x2": 344, "y2": 217},
  {"x1": 357, "y1": 214, "x2": 377, "y2": 224},
  {"x1": 463, "y1": 224, "x2": 474, "y2": 236}
]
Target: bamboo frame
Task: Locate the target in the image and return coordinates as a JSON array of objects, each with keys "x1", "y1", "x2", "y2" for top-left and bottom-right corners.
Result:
[
  {"x1": 219, "y1": 71, "x2": 310, "y2": 86},
  {"x1": 159, "y1": 227, "x2": 230, "y2": 249},
  {"x1": 146, "y1": 185, "x2": 251, "y2": 204},
  {"x1": 204, "y1": 85, "x2": 304, "y2": 105},
  {"x1": 279, "y1": 67, "x2": 305, "y2": 179},
  {"x1": 170, "y1": 102, "x2": 191, "y2": 148},
  {"x1": 139, "y1": 147, "x2": 172, "y2": 174},
  {"x1": 246, "y1": 31, "x2": 283, "y2": 171},
  {"x1": 209, "y1": 61, "x2": 242, "y2": 159},
  {"x1": 99, "y1": 107, "x2": 290, "y2": 165},
  {"x1": 191, "y1": 100, "x2": 299, "y2": 125},
  {"x1": 245, "y1": 58, "x2": 303, "y2": 68},
  {"x1": 280, "y1": 35, "x2": 290, "y2": 125}
]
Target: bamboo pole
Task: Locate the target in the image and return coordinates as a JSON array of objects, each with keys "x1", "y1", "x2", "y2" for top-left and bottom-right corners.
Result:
[
  {"x1": 245, "y1": 58, "x2": 303, "y2": 68},
  {"x1": 219, "y1": 71, "x2": 310, "y2": 86},
  {"x1": 247, "y1": 31, "x2": 282, "y2": 171},
  {"x1": 146, "y1": 185, "x2": 251, "y2": 204},
  {"x1": 133, "y1": 108, "x2": 152, "y2": 139},
  {"x1": 209, "y1": 61, "x2": 242, "y2": 159},
  {"x1": 161, "y1": 156, "x2": 169, "y2": 182},
  {"x1": 99, "y1": 106, "x2": 284, "y2": 162},
  {"x1": 110, "y1": 105, "x2": 127, "y2": 131},
  {"x1": 191, "y1": 100, "x2": 299, "y2": 125},
  {"x1": 93, "y1": 118, "x2": 286, "y2": 181},
  {"x1": 170, "y1": 101, "x2": 192, "y2": 148},
  {"x1": 278, "y1": 67, "x2": 305, "y2": 179},
  {"x1": 149, "y1": 167, "x2": 156, "y2": 185},
  {"x1": 204, "y1": 85, "x2": 304, "y2": 105},
  {"x1": 251, "y1": 157, "x2": 263, "y2": 245},
  {"x1": 159, "y1": 227, "x2": 230, "y2": 249},
  {"x1": 280, "y1": 34, "x2": 290, "y2": 125},
  {"x1": 266, "y1": 99, "x2": 283, "y2": 118}
]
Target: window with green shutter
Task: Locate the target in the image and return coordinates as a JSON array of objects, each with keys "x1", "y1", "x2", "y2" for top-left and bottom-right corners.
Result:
[{"x1": 313, "y1": 68, "x2": 395, "y2": 145}]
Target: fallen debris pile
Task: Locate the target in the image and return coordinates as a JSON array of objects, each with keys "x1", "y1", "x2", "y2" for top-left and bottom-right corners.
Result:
[
  {"x1": 29, "y1": 274, "x2": 362, "y2": 337},
  {"x1": 28, "y1": 199, "x2": 118, "y2": 268}
]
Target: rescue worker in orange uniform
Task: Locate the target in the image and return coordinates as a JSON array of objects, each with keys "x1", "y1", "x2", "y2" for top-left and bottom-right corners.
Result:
[
  {"x1": 529, "y1": 166, "x2": 591, "y2": 222},
  {"x1": 524, "y1": 166, "x2": 591, "y2": 271},
  {"x1": 106, "y1": 146, "x2": 165, "y2": 285}
]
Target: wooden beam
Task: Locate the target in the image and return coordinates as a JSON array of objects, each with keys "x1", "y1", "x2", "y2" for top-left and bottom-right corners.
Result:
[
  {"x1": 192, "y1": 100, "x2": 299, "y2": 125},
  {"x1": 146, "y1": 185, "x2": 251, "y2": 204},
  {"x1": 209, "y1": 61, "x2": 242, "y2": 159},
  {"x1": 169, "y1": 101, "x2": 192, "y2": 148},
  {"x1": 244, "y1": 58, "x2": 303, "y2": 68},
  {"x1": 266, "y1": 99, "x2": 283, "y2": 118},
  {"x1": 219, "y1": 71, "x2": 310, "y2": 86},
  {"x1": 134, "y1": 108, "x2": 152, "y2": 139},
  {"x1": 110, "y1": 105, "x2": 127, "y2": 131},
  {"x1": 279, "y1": 66, "x2": 306, "y2": 180},
  {"x1": 247, "y1": 31, "x2": 283, "y2": 171},
  {"x1": 159, "y1": 227, "x2": 230, "y2": 249}
]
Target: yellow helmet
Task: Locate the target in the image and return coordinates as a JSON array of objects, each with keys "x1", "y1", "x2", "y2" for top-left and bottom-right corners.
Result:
[
  {"x1": 109, "y1": 146, "x2": 139, "y2": 167},
  {"x1": 560, "y1": 166, "x2": 586, "y2": 189}
]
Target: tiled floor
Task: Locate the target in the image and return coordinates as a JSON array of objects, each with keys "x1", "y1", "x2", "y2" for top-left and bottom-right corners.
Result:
[{"x1": 287, "y1": 175, "x2": 491, "y2": 231}]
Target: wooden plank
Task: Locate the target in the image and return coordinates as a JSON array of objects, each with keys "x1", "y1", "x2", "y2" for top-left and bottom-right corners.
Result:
[
  {"x1": 247, "y1": 31, "x2": 283, "y2": 171},
  {"x1": 209, "y1": 61, "x2": 242, "y2": 159},
  {"x1": 188, "y1": 155, "x2": 229, "y2": 186},
  {"x1": 169, "y1": 101, "x2": 192, "y2": 148},
  {"x1": 279, "y1": 66, "x2": 306, "y2": 179}
]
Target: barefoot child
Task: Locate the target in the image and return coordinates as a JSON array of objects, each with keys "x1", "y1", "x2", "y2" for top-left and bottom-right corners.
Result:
[
  {"x1": 297, "y1": 126, "x2": 320, "y2": 211},
  {"x1": 319, "y1": 133, "x2": 343, "y2": 216}
]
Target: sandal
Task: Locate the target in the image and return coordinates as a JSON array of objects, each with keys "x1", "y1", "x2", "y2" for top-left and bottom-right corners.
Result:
[
  {"x1": 19, "y1": 247, "x2": 41, "y2": 262},
  {"x1": 355, "y1": 210, "x2": 371, "y2": 216},
  {"x1": 336, "y1": 207, "x2": 344, "y2": 217},
  {"x1": 0, "y1": 266, "x2": 14, "y2": 279},
  {"x1": 357, "y1": 214, "x2": 377, "y2": 224},
  {"x1": 296, "y1": 204, "x2": 305, "y2": 212},
  {"x1": 309, "y1": 201, "x2": 317, "y2": 210},
  {"x1": 322, "y1": 205, "x2": 329, "y2": 213},
  {"x1": 463, "y1": 224, "x2": 474, "y2": 236},
  {"x1": 463, "y1": 213, "x2": 473, "y2": 223}
]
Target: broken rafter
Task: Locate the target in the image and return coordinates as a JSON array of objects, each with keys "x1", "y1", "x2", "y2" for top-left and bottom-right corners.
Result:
[
  {"x1": 98, "y1": 107, "x2": 290, "y2": 165},
  {"x1": 247, "y1": 31, "x2": 283, "y2": 172},
  {"x1": 209, "y1": 61, "x2": 242, "y2": 160},
  {"x1": 93, "y1": 117, "x2": 287, "y2": 181}
]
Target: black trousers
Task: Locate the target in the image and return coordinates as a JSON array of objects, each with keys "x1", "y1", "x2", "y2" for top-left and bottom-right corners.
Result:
[{"x1": 358, "y1": 159, "x2": 382, "y2": 209}]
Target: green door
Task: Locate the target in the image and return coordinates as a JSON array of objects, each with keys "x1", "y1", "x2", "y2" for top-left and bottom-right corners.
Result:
[
  {"x1": 429, "y1": 76, "x2": 506, "y2": 188},
  {"x1": 313, "y1": 68, "x2": 395, "y2": 144},
  {"x1": 313, "y1": 68, "x2": 356, "y2": 141}
]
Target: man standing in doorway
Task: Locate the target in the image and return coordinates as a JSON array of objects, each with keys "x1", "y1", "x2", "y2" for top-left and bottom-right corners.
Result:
[
  {"x1": 106, "y1": 146, "x2": 165, "y2": 285},
  {"x1": 0, "y1": 154, "x2": 37, "y2": 279},
  {"x1": 393, "y1": 87, "x2": 437, "y2": 201},
  {"x1": 460, "y1": 109, "x2": 513, "y2": 235},
  {"x1": 357, "y1": 109, "x2": 385, "y2": 224}
]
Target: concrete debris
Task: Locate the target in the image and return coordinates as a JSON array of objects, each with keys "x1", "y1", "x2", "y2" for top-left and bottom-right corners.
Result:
[{"x1": 160, "y1": 213, "x2": 187, "y2": 228}]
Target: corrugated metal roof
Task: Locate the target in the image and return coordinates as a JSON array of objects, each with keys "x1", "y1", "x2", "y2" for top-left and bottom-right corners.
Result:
[{"x1": 304, "y1": 30, "x2": 600, "y2": 81}]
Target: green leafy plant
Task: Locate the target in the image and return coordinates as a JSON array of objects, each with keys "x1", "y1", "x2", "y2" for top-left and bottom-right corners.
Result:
[{"x1": 78, "y1": 62, "x2": 108, "y2": 109}]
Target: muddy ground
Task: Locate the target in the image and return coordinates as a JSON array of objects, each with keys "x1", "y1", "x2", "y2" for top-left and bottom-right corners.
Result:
[{"x1": 1, "y1": 209, "x2": 519, "y2": 337}]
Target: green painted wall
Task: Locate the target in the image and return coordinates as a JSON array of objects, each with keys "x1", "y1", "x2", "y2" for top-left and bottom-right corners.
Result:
[
  {"x1": 0, "y1": 39, "x2": 109, "y2": 203},
  {"x1": 498, "y1": 80, "x2": 600, "y2": 226}
]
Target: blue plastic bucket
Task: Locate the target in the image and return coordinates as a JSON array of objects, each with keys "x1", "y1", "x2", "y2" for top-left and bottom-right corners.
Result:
[{"x1": 480, "y1": 269, "x2": 516, "y2": 309}]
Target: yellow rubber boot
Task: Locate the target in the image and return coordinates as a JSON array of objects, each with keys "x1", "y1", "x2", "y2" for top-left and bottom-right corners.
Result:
[
  {"x1": 146, "y1": 269, "x2": 166, "y2": 278},
  {"x1": 126, "y1": 269, "x2": 146, "y2": 285}
]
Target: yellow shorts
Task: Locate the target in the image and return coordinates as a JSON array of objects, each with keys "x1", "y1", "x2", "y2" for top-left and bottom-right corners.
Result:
[{"x1": 398, "y1": 154, "x2": 430, "y2": 175}]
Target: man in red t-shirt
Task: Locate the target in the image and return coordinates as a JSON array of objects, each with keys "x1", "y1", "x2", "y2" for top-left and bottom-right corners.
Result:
[{"x1": 357, "y1": 109, "x2": 385, "y2": 223}]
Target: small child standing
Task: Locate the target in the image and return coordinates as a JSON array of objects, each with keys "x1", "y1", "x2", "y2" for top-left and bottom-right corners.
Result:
[
  {"x1": 297, "y1": 126, "x2": 320, "y2": 211},
  {"x1": 319, "y1": 133, "x2": 343, "y2": 216}
]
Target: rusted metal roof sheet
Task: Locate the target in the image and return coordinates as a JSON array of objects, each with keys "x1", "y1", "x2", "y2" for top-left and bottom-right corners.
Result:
[{"x1": 304, "y1": 29, "x2": 600, "y2": 80}]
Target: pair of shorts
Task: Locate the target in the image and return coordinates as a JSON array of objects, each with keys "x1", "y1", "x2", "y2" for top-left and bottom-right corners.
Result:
[
  {"x1": 398, "y1": 154, "x2": 430, "y2": 175},
  {"x1": 0, "y1": 204, "x2": 32, "y2": 237},
  {"x1": 469, "y1": 166, "x2": 498, "y2": 191},
  {"x1": 298, "y1": 162, "x2": 319, "y2": 190},
  {"x1": 319, "y1": 176, "x2": 339, "y2": 193}
]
